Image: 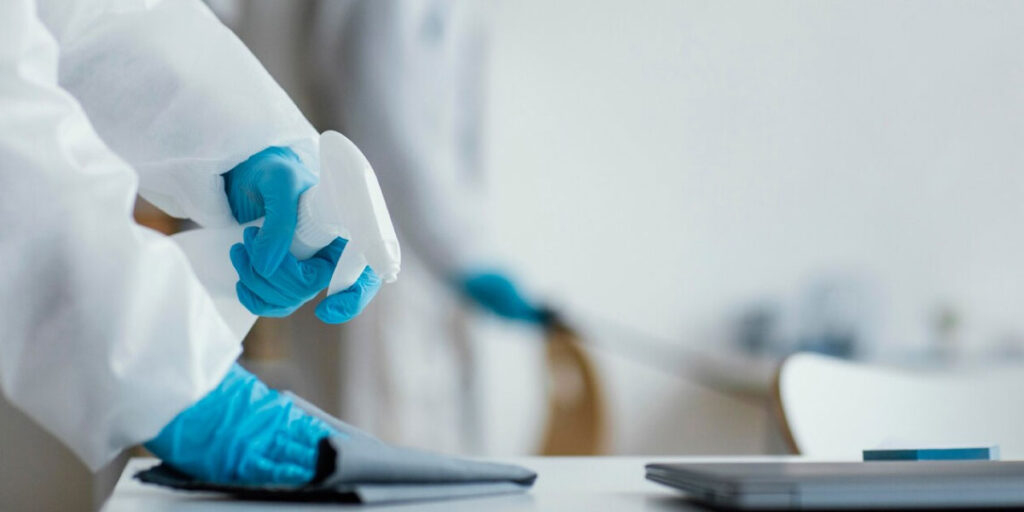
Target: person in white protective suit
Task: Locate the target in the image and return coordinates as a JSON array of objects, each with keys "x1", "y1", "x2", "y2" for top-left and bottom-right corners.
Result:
[
  {"x1": 207, "y1": 0, "x2": 550, "y2": 453},
  {"x1": 0, "y1": 0, "x2": 380, "y2": 507},
  {"x1": 306, "y1": 0, "x2": 551, "y2": 452}
]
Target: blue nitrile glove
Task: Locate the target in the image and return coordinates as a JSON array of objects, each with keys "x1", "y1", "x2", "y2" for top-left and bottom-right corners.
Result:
[
  {"x1": 230, "y1": 226, "x2": 381, "y2": 320},
  {"x1": 225, "y1": 147, "x2": 381, "y2": 321},
  {"x1": 315, "y1": 264, "x2": 382, "y2": 324},
  {"x1": 223, "y1": 147, "x2": 316, "y2": 277},
  {"x1": 144, "y1": 363, "x2": 336, "y2": 485},
  {"x1": 460, "y1": 271, "x2": 546, "y2": 324}
]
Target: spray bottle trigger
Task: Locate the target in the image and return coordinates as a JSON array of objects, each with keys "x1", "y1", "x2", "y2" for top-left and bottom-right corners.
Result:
[{"x1": 327, "y1": 240, "x2": 368, "y2": 295}]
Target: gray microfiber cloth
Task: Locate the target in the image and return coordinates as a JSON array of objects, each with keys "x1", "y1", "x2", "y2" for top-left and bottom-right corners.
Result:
[{"x1": 135, "y1": 392, "x2": 537, "y2": 504}]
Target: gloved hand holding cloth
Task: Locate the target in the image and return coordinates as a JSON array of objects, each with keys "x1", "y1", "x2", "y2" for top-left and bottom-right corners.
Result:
[
  {"x1": 144, "y1": 363, "x2": 333, "y2": 485},
  {"x1": 140, "y1": 365, "x2": 536, "y2": 503}
]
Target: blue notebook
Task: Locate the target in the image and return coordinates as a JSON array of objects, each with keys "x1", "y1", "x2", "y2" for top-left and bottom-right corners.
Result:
[{"x1": 863, "y1": 446, "x2": 999, "y2": 461}]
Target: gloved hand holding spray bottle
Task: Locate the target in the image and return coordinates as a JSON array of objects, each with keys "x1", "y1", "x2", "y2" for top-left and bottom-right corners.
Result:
[
  {"x1": 148, "y1": 131, "x2": 400, "y2": 485},
  {"x1": 174, "y1": 131, "x2": 401, "y2": 339}
]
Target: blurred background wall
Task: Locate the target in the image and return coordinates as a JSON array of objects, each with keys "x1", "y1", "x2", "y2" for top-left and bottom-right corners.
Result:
[
  {"x1": 216, "y1": 0, "x2": 1024, "y2": 457},
  {"x1": 478, "y1": 0, "x2": 1024, "y2": 454}
]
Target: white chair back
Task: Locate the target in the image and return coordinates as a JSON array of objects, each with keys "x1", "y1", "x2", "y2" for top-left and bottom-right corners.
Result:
[{"x1": 776, "y1": 353, "x2": 1024, "y2": 460}]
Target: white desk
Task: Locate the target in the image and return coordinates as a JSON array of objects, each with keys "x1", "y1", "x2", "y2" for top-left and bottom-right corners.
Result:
[{"x1": 103, "y1": 456, "x2": 799, "y2": 511}]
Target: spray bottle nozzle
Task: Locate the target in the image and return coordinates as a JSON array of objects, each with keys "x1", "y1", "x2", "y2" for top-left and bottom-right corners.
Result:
[{"x1": 290, "y1": 131, "x2": 401, "y2": 295}]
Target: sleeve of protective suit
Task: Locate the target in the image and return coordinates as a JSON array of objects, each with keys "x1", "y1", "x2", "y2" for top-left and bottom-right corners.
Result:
[
  {"x1": 0, "y1": 0, "x2": 241, "y2": 470},
  {"x1": 34, "y1": 0, "x2": 321, "y2": 228},
  {"x1": 310, "y1": 0, "x2": 492, "y2": 277}
]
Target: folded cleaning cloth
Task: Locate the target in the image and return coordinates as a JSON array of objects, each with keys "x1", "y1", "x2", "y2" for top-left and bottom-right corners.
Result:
[{"x1": 136, "y1": 393, "x2": 537, "y2": 504}]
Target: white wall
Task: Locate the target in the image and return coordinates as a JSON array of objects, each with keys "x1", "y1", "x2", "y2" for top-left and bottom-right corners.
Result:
[
  {"x1": 486, "y1": 0, "x2": 1024, "y2": 355},
  {"x1": 479, "y1": 0, "x2": 1024, "y2": 453}
]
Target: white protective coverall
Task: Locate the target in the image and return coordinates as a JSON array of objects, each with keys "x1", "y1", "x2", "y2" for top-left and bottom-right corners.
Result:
[
  {"x1": 308, "y1": 0, "x2": 495, "y2": 453},
  {"x1": 0, "y1": 0, "x2": 319, "y2": 477},
  {"x1": 209, "y1": 0, "x2": 543, "y2": 456},
  {"x1": 210, "y1": 0, "x2": 497, "y2": 453},
  {"x1": 310, "y1": 0, "x2": 491, "y2": 274}
]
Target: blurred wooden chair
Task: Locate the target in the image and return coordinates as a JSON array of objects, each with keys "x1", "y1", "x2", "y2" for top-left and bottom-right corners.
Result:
[
  {"x1": 133, "y1": 198, "x2": 180, "y2": 235},
  {"x1": 540, "y1": 322, "x2": 609, "y2": 455},
  {"x1": 774, "y1": 352, "x2": 1024, "y2": 459}
]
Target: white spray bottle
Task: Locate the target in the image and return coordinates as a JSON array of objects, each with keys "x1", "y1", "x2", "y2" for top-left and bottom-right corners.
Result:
[{"x1": 173, "y1": 131, "x2": 401, "y2": 340}]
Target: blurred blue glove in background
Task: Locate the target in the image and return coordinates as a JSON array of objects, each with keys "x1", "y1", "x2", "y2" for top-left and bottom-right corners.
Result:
[
  {"x1": 144, "y1": 363, "x2": 335, "y2": 485},
  {"x1": 460, "y1": 271, "x2": 546, "y2": 324},
  {"x1": 223, "y1": 147, "x2": 315, "y2": 276},
  {"x1": 230, "y1": 226, "x2": 380, "y2": 320}
]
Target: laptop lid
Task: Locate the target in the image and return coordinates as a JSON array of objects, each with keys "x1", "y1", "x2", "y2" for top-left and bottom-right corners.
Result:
[{"x1": 646, "y1": 461, "x2": 1024, "y2": 510}]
